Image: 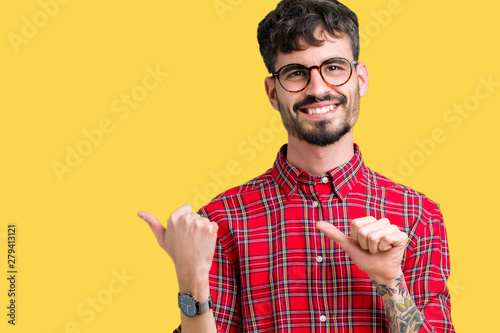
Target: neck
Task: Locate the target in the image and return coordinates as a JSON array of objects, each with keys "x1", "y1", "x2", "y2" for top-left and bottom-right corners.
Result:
[{"x1": 286, "y1": 130, "x2": 355, "y2": 177}]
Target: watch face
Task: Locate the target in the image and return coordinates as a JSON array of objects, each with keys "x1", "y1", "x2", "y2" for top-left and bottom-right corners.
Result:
[{"x1": 178, "y1": 294, "x2": 197, "y2": 317}]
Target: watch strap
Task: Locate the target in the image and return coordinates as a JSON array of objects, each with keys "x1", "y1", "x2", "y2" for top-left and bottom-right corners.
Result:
[{"x1": 197, "y1": 293, "x2": 213, "y2": 315}]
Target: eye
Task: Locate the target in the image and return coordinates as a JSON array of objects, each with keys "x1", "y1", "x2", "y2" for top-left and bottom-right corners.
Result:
[
  {"x1": 322, "y1": 59, "x2": 349, "y2": 73},
  {"x1": 324, "y1": 63, "x2": 348, "y2": 72},
  {"x1": 289, "y1": 70, "x2": 305, "y2": 77},
  {"x1": 324, "y1": 65, "x2": 340, "y2": 72},
  {"x1": 281, "y1": 66, "x2": 308, "y2": 80}
]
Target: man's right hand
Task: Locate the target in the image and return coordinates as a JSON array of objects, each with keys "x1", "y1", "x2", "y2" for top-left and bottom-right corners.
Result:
[{"x1": 137, "y1": 204, "x2": 219, "y2": 297}]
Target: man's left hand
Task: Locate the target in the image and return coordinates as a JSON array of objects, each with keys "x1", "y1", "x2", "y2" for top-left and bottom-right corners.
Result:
[{"x1": 317, "y1": 217, "x2": 408, "y2": 284}]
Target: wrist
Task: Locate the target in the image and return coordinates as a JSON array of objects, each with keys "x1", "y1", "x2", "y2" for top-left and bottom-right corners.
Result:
[
  {"x1": 177, "y1": 272, "x2": 210, "y2": 301},
  {"x1": 178, "y1": 291, "x2": 213, "y2": 318},
  {"x1": 369, "y1": 269, "x2": 404, "y2": 288}
]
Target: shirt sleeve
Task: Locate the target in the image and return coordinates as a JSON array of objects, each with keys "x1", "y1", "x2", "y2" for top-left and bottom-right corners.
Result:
[
  {"x1": 404, "y1": 203, "x2": 455, "y2": 332},
  {"x1": 209, "y1": 238, "x2": 242, "y2": 332}
]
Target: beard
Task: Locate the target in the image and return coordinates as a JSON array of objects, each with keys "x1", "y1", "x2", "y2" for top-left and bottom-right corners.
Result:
[{"x1": 277, "y1": 92, "x2": 359, "y2": 147}]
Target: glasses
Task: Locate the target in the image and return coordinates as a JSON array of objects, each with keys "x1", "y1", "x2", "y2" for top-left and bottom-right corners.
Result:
[{"x1": 272, "y1": 57, "x2": 358, "y2": 93}]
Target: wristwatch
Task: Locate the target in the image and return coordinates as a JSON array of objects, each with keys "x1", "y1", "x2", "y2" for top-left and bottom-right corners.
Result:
[{"x1": 178, "y1": 292, "x2": 213, "y2": 317}]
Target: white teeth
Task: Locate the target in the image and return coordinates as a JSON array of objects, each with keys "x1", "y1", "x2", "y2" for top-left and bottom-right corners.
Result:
[{"x1": 306, "y1": 104, "x2": 337, "y2": 114}]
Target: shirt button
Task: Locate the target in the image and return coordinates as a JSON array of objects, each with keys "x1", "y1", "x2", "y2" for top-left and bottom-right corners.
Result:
[
  {"x1": 321, "y1": 176, "x2": 328, "y2": 184},
  {"x1": 320, "y1": 315, "x2": 327, "y2": 322},
  {"x1": 316, "y1": 256, "x2": 323, "y2": 263},
  {"x1": 312, "y1": 201, "x2": 319, "y2": 208}
]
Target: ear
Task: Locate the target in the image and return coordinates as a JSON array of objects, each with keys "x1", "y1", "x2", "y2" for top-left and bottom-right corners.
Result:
[
  {"x1": 355, "y1": 62, "x2": 369, "y2": 98},
  {"x1": 265, "y1": 76, "x2": 279, "y2": 111}
]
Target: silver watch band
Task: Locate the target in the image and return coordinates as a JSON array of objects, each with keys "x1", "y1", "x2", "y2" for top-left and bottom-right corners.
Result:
[{"x1": 197, "y1": 293, "x2": 213, "y2": 315}]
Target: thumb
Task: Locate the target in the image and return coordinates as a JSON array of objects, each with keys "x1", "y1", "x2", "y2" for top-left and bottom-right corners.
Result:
[
  {"x1": 316, "y1": 221, "x2": 350, "y2": 250},
  {"x1": 137, "y1": 211, "x2": 166, "y2": 245}
]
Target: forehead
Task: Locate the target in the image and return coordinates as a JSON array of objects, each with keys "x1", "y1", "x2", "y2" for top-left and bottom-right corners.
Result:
[{"x1": 274, "y1": 32, "x2": 353, "y2": 70}]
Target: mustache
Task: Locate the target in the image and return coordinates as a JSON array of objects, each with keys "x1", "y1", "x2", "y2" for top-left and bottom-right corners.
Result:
[{"x1": 293, "y1": 94, "x2": 347, "y2": 112}]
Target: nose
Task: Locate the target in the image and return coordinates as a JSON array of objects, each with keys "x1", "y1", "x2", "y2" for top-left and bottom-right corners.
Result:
[{"x1": 304, "y1": 67, "x2": 331, "y2": 98}]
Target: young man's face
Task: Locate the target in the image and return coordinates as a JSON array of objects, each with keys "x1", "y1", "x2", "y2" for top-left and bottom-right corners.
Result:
[{"x1": 265, "y1": 31, "x2": 369, "y2": 147}]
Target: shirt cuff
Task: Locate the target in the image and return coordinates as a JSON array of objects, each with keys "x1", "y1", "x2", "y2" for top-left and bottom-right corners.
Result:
[{"x1": 174, "y1": 325, "x2": 223, "y2": 333}]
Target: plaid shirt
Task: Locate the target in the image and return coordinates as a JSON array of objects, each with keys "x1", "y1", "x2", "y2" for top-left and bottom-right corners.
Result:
[{"x1": 175, "y1": 144, "x2": 453, "y2": 332}]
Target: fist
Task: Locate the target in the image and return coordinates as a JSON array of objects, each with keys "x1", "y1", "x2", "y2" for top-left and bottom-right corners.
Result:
[
  {"x1": 138, "y1": 204, "x2": 219, "y2": 281},
  {"x1": 317, "y1": 217, "x2": 408, "y2": 284}
]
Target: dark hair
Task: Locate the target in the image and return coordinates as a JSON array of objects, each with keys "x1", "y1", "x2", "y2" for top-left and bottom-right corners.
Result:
[{"x1": 257, "y1": 0, "x2": 359, "y2": 73}]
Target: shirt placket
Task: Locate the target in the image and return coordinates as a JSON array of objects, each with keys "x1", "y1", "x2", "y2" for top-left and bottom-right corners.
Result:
[{"x1": 303, "y1": 175, "x2": 333, "y2": 331}]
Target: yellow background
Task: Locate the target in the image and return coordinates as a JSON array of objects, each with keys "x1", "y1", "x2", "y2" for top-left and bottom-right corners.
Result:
[{"x1": 1, "y1": 0, "x2": 498, "y2": 331}]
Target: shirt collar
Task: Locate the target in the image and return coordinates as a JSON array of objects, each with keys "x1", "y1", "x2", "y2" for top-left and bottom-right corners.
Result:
[{"x1": 271, "y1": 143, "x2": 365, "y2": 200}]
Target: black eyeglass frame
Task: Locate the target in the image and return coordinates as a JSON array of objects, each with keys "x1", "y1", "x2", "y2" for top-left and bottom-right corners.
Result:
[{"x1": 271, "y1": 57, "x2": 358, "y2": 93}]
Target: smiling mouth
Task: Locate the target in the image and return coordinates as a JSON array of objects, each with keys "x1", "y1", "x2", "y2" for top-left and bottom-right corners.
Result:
[{"x1": 299, "y1": 104, "x2": 340, "y2": 115}]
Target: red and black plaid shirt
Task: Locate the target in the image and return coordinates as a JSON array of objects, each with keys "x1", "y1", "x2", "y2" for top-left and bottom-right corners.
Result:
[{"x1": 175, "y1": 144, "x2": 453, "y2": 332}]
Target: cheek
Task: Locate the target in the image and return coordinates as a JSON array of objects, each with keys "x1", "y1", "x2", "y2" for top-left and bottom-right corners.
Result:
[
  {"x1": 286, "y1": 92, "x2": 307, "y2": 110},
  {"x1": 276, "y1": 94, "x2": 295, "y2": 112},
  {"x1": 347, "y1": 97, "x2": 360, "y2": 123}
]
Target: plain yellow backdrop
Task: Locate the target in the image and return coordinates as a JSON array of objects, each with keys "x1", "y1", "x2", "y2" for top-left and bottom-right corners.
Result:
[{"x1": 1, "y1": 0, "x2": 498, "y2": 331}]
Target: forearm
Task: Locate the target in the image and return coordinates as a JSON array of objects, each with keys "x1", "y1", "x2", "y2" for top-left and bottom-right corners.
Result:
[
  {"x1": 371, "y1": 274, "x2": 424, "y2": 333},
  {"x1": 138, "y1": 206, "x2": 221, "y2": 332},
  {"x1": 180, "y1": 311, "x2": 217, "y2": 333}
]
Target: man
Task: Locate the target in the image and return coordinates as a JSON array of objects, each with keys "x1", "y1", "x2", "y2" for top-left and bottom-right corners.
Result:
[{"x1": 138, "y1": 0, "x2": 454, "y2": 332}]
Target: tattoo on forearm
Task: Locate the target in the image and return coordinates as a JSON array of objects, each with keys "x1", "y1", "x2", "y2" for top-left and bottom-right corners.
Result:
[{"x1": 371, "y1": 275, "x2": 424, "y2": 333}]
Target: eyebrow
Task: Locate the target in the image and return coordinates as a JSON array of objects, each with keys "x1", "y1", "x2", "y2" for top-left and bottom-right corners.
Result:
[{"x1": 286, "y1": 57, "x2": 348, "y2": 68}]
